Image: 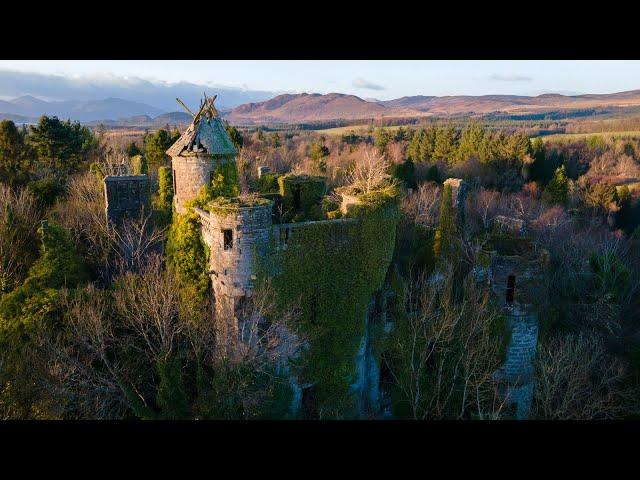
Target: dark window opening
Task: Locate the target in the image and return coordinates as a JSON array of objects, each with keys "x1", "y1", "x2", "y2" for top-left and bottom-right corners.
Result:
[
  {"x1": 223, "y1": 229, "x2": 233, "y2": 250},
  {"x1": 506, "y1": 275, "x2": 516, "y2": 304},
  {"x1": 172, "y1": 169, "x2": 176, "y2": 195},
  {"x1": 301, "y1": 385, "x2": 319, "y2": 419},
  {"x1": 280, "y1": 227, "x2": 289, "y2": 246},
  {"x1": 292, "y1": 185, "x2": 301, "y2": 210}
]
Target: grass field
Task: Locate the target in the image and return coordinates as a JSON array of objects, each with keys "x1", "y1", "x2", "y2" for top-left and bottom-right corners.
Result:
[
  {"x1": 539, "y1": 131, "x2": 640, "y2": 143},
  {"x1": 313, "y1": 124, "x2": 405, "y2": 136}
]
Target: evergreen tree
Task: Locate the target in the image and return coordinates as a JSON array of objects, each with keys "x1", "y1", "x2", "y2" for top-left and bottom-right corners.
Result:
[
  {"x1": 0, "y1": 120, "x2": 31, "y2": 186},
  {"x1": 374, "y1": 128, "x2": 392, "y2": 155},
  {"x1": 542, "y1": 165, "x2": 569, "y2": 205},
  {"x1": 29, "y1": 116, "x2": 95, "y2": 176},
  {"x1": 125, "y1": 141, "x2": 141, "y2": 158},
  {"x1": 144, "y1": 129, "x2": 178, "y2": 165},
  {"x1": 224, "y1": 122, "x2": 244, "y2": 150}
]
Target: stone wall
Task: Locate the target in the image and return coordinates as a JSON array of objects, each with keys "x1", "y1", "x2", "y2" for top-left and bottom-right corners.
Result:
[
  {"x1": 103, "y1": 175, "x2": 149, "y2": 225},
  {"x1": 203, "y1": 203, "x2": 273, "y2": 311},
  {"x1": 487, "y1": 246, "x2": 547, "y2": 419},
  {"x1": 171, "y1": 154, "x2": 234, "y2": 214}
]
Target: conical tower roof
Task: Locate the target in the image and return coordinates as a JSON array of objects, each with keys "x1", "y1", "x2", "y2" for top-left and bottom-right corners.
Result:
[{"x1": 166, "y1": 95, "x2": 238, "y2": 157}]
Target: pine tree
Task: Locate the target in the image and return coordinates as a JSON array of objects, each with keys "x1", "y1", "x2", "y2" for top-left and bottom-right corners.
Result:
[{"x1": 542, "y1": 165, "x2": 569, "y2": 205}]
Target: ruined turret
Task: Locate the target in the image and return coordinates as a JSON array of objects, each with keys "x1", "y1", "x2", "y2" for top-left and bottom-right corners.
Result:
[
  {"x1": 166, "y1": 95, "x2": 238, "y2": 214},
  {"x1": 194, "y1": 196, "x2": 273, "y2": 321}
]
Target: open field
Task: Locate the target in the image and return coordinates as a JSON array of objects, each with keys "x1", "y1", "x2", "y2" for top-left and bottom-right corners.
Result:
[
  {"x1": 539, "y1": 130, "x2": 640, "y2": 143},
  {"x1": 313, "y1": 124, "x2": 404, "y2": 136}
]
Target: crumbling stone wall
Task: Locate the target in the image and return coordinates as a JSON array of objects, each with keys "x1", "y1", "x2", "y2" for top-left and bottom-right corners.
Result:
[
  {"x1": 443, "y1": 177, "x2": 467, "y2": 231},
  {"x1": 103, "y1": 175, "x2": 149, "y2": 225},
  {"x1": 487, "y1": 240, "x2": 547, "y2": 419}
]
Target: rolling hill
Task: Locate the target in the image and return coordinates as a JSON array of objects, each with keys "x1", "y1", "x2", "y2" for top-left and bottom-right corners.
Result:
[{"x1": 223, "y1": 90, "x2": 640, "y2": 125}]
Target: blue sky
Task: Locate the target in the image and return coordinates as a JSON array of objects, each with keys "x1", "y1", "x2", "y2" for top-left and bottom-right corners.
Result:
[{"x1": 0, "y1": 60, "x2": 639, "y2": 109}]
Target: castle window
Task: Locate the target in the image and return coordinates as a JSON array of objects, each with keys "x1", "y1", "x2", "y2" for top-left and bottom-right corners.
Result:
[
  {"x1": 506, "y1": 275, "x2": 516, "y2": 304},
  {"x1": 223, "y1": 229, "x2": 233, "y2": 250},
  {"x1": 292, "y1": 185, "x2": 301, "y2": 210}
]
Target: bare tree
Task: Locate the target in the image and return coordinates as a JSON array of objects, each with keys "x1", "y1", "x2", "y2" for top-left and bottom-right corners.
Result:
[
  {"x1": 532, "y1": 331, "x2": 635, "y2": 420},
  {"x1": 383, "y1": 269, "x2": 507, "y2": 420},
  {"x1": 401, "y1": 182, "x2": 441, "y2": 228},
  {"x1": 345, "y1": 146, "x2": 392, "y2": 194},
  {"x1": 0, "y1": 183, "x2": 41, "y2": 293}
]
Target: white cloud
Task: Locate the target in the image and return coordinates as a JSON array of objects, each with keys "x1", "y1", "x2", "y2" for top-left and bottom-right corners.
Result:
[
  {"x1": 489, "y1": 74, "x2": 533, "y2": 82},
  {"x1": 352, "y1": 77, "x2": 385, "y2": 91}
]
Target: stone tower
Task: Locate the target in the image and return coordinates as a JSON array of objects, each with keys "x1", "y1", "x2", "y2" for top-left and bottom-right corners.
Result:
[
  {"x1": 166, "y1": 96, "x2": 238, "y2": 214},
  {"x1": 194, "y1": 198, "x2": 273, "y2": 327}
]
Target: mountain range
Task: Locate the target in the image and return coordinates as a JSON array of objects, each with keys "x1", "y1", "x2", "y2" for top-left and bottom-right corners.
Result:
[
  {"x1": 3, "y1": 89, "x2": 640, "y2": 126},
  {"x1": 224, "y1": 90, "x2": 640, "y2": 124}
]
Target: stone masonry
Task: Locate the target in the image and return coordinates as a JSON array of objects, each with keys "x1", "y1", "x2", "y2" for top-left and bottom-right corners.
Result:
[{"x1": 103, "y1": 174, "x2": 149, "y2": 225}]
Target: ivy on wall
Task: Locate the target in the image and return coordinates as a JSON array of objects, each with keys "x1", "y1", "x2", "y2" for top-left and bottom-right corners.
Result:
[
  {"x1": 260, "y1": 185, "x2": 399, "y2": 418},
  {"x1": 165, "y1": 210, "x2": 210, "y2": 303},
  {"x1": 277, "y1": 174, "x2": 327, "y2": 222},
  {"x1": 195, "y1": 160, "x2": 240, "y2": 206}
]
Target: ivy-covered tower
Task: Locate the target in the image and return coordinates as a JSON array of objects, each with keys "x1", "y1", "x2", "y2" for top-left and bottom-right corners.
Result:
[{"x1": 166, "y1": 96, "x2": 238, "y2": 214}]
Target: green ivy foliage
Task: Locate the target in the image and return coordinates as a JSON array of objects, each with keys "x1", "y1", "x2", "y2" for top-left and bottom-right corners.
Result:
[
  {"x1": 152, "y1": 166, "x2": 173, "y2": 226},
  {"x1": 433, "y1": 183, "x2": 456, "y2": 261},
  {"x1": 252, "y1": 172, "x2": 282, "y2": 194},
  {"x1": 277, "y1": 174, "x2": 327, "y2": 222},
  {"x1": 0, "y1": 222, "x2": 88, "y2": 343},
  {"x1": 194, "y1": 161, "x2": 241, "y2": 207},
  {"x1": 130, "y1": 154, "x2": 148, "y2": 175},
  {"x1": 165, "y1": 210, "x2": 210, "y2": 301},
  {"x1": 261, "y1": 186, "x2": 399, "y2": 417}
]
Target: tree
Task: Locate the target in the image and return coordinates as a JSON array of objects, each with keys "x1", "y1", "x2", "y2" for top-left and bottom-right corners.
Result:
[
  {"x1": 125, "y1": 141, "x2": 141, "y2": 158},
  {"x1": 374, "y1": 128, "x2": 392, "y2": 155},
  {"x1": 144, "y1": 129, "x2": 179, "y2": 165},
  {"x1": 542, "y1": 165, "x2": 569, "y2": 206},
  {"x1": 310, "y1": 141, "x2": 330, "y2": 173},
  {"x1": 29, "y1": 116, "x2": 94, "y2": 176},
  {"x1": 0, "y1": 120, "x2": 31, "y2": 186},
  {"x1": 269, "y1": 132, "x2": 281, "y2": 148},
  {"x1": 383, "y1": 271, "x2": 507, "y2": 419},
  {"x1": 224, "y1": 122, "x2": 244, "y2": 150},
  {"x1": 532, "y1": 332, "x2": 631, "y2": 419}
]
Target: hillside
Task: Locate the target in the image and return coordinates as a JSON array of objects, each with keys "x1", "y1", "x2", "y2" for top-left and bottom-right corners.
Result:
[
  {"x1": 224, "y1": 90, "x2": 640, "y2": 125},
  {"x1": 225, "y1": 92, "x2": 391, "y2": 124}
]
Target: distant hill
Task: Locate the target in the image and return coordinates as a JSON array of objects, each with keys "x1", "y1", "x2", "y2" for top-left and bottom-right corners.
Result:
[
  {"x1": 0, "y1": 96, "x2": 164, "y2": 123},
  {"x1": 4, "y1": 89, "x2": 640, "y2": 127},
  {"x1": 84, "y1": 111, "x2": 192, "y2": 128},
  {"x1": 225, "y1": 92, "x2": 390, "y2": 124},
  {"x1": 223, "y1": 90, "x2": 640, "y2": 125}
]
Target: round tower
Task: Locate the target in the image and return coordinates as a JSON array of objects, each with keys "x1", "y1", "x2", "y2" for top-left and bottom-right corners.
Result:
[
  {"x1": 203, "y1": 198, "x2": 274, "y2": 319},
  {"x1": 166, "y1": 96, "x2": 238, "y2": 214}
]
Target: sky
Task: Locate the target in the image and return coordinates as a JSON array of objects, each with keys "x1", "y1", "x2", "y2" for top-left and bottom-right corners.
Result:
[{"x1": 0, "y1": 60, "x2": 639, "y2": 109}]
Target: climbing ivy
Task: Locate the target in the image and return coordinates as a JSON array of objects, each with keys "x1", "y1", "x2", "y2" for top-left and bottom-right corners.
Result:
[
  {"x1": 194, "y1": 160, "x2": 240, "y2": 206},
  {"x1": 165, "y1": 210, "x2": 210, "y2": 302},
  {"x1": 152, "y1": 166, "x2": 173, "y2": 226},
  {"x1": 259, "y1": 185, "x2": 399, "y2": 418}
]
